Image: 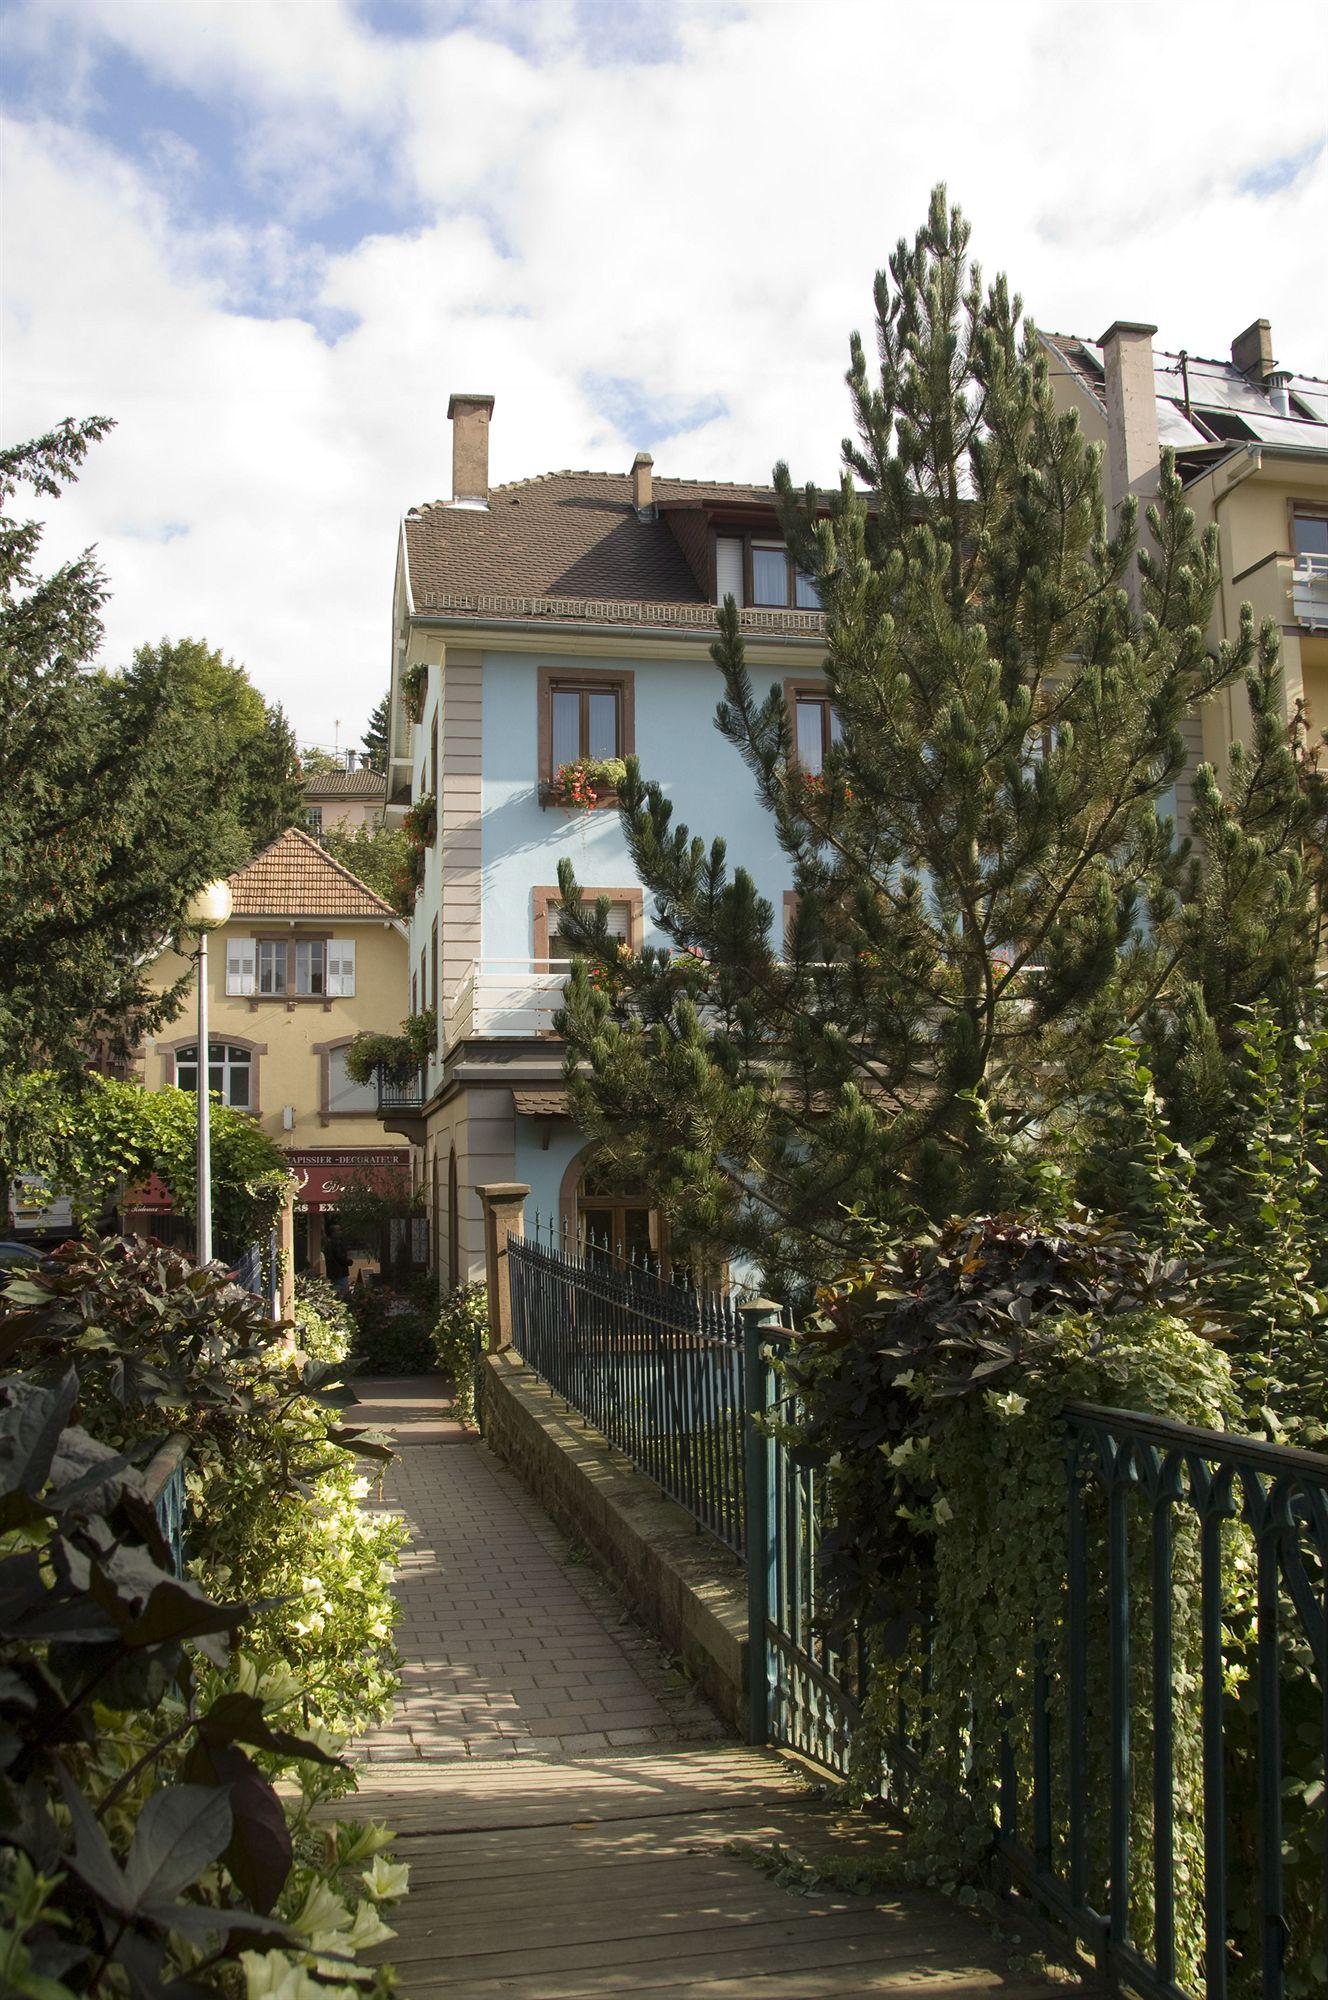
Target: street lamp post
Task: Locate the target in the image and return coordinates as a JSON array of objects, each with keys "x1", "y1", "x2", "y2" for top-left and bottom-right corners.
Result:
[{"x1": 185, "y1": 879, "x2": 234, "y2": 1266}]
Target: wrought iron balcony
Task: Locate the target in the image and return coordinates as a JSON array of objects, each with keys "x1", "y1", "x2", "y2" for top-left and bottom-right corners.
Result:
[{"x1": 376, "y1": 1066, "x2": 426, "y2": 1116}]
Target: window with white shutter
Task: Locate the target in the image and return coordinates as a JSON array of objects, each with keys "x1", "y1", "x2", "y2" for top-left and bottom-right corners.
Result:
[
  {"x1": 327, "y1": 1044, "x2": 376, "y2": 1114},
  {"x1": 327, "y1": 939, "x2": 356, "y2": 997},
  {"x1": 225, "y1": 938, "x2": 256, "y2": 996}
]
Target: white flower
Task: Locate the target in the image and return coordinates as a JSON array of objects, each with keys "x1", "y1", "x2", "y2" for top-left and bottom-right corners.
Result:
[
  {"x1": 345, "y1": 1899, "x2": 397, "y2": 1952},
  {"x1": 290, "y1": 1879, "x2": 351, "y2": 1941},
  {"x1": 339, "y1": 1819, "x2": 395, "y2": 1863},
  {"x1": 241, "y1": 1950, "x2": 358, "y2": 2000},
  {"x1": 361, "y1": 1855, "x2": 410, "y2": 1903}
]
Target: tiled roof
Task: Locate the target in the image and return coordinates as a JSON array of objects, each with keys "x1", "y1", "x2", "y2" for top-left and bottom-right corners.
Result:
[
  {"x1": 302, "y1": 766, "x2": 387, "y2": 801},
  {"x1": 403, "y1": 470, "x2": 834, "y2": 632},
  {"x1": 512, "y1": 1086, "x2": 569, "y2": 1117},
  {"x1": 227, "y1": 827, "x2": 396, "y2": 920}
]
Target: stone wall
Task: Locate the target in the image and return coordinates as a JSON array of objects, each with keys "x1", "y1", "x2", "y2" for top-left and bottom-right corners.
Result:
[{"x1": 481, "y1": 1349, "x2": 750, "y2": 1734}]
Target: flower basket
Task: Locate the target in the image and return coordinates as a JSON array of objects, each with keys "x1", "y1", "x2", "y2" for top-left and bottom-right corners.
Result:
[
  {"x1": 546, "y1": 756, "x2": 627, "y2": 811},
  {"x1": 401, "y1": 661, "x2": 428, "y2": 726}
]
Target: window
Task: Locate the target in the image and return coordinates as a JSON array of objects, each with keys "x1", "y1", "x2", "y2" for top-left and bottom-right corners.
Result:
[
  {"x1": 253, "y1": 936, "x2": 351, "y2": 998},
  {"x1": 533, "y1": 885, "x2": 643, "y2": 963},
  {"x1": 175, "y1": 1042, "x2": 253, "y2": 1110},
  {"x1": 1292, "y1": 508, "x2": 1328, "y2": 565},
  {"x1": 538, "y1": 667, "x2": 635, "y2": 801},
  {"x1": 791, "y1": 692, "x2": 843, "y2": 776},
  {"x1": 431, "y1": 917, "x2": 439, "y2": 1015},
  {"x1": 305, "y1": 806, "x2": 323, "y2": 837},
  {"x1": 752, "y1": 542, "x2": 789, "y2": 606},
  {"x1": 552, "y1": 684, "x2": 620, "y2": 765},
  {"x1": 714, "y1": 533, "x2": 822, "y2": 610},
  {"x1": 326, "y1": 1045, "x2": 377, "y2": 1116},
  {"x1": 225, "y1": 938, "x2": 256, "y2": 997}
]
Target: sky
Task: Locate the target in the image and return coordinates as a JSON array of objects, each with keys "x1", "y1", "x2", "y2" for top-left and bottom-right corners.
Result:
[{"x1": 3, "y1": 0, "x2": 1326, "y2": 751}]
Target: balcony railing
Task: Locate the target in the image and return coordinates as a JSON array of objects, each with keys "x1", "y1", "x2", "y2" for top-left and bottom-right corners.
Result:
[
  {"x1": 1291, "y1": 551, "x2": 1328, "y2": 630},
  {"x1": 444, "y1": 960, "x2": 573, "y2": 1043},
  {"x1": 376, "y1": 1066, "x2": 427, "y2": 1114}
]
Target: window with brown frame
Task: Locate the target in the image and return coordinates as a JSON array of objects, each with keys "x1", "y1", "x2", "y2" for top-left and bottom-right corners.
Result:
[
  {"x1": 253, "y1": 934, "x2": 343, "y2": 999},
  {"x1": 537, "y1": 666, "x2": 635, "y2": 801},
  {"x1": 716, "y1": 533, "x2": 820, "y2": 610},
  {"x1": 532, "y1": 884, "x2": 643, "y2": 964},
  {"x1": 783, "y1": 681, "x2": 842, "y2": 776}
]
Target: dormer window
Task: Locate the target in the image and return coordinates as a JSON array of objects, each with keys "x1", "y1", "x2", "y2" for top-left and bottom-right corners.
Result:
[{"x1": 715, "y1": 534, "x2": 821, "y2": 610}]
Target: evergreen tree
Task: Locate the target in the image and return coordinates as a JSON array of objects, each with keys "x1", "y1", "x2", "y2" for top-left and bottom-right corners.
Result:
[
  {"x1": 361, "y1": 693, "x2": 390, "y2": 773},
  {"x1": 554, "y1": 189, "x2": 1312, "y2": 1289},
  {"x1": 0, "y1": 422, "x2": 253, "y2": 1187}
]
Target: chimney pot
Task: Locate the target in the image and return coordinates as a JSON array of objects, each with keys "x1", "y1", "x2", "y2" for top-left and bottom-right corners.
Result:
[
  {"x1": 1098, "y1": 321, "x2": 1160, "y2": 520},
  {"x1": 447, "y1": 392, "x2": 495, "y2": 505},
  {"x1": 631, "y1": 451, "x2": 654, "y2": 515},
  {"x1": 1231, "y1": 319, "x2": 1275, "y2": 383}
]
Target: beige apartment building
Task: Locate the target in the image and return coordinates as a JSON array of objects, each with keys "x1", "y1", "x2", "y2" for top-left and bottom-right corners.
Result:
[
  {"x1": 139, "y1": 828, "x2": 413, "y2": 1273},
  {"x1": 1041, "y1": 316, "x2": 1328, "y2": 836},
  {"x1": 302, "y1": 758, "x2": 390, "y2": 837}
]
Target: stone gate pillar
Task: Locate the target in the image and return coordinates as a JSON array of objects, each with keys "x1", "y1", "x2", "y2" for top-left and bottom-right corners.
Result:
[{"x1": 477, "y1": 1182, "x2": 529, "y2": 1352}]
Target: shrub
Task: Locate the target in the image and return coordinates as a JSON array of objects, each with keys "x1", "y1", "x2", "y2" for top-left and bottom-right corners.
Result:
[
  {"x1": 0, "y1": 1241, "x2": 410, "y2": 1994},
  {"x1": 430, "y1": 1283, "x2": 488, "y2": 1426},
  {"x1": 292, "y1": 1275, "x2": 354, "y2": 1363},
  {"x1": 348, "y1": 1283, "x2": 434, "y2": 1376}
]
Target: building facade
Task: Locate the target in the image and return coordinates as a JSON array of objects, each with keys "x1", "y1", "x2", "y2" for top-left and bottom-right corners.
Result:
[
  {"x1": 383, "y1": 399, "x2": 834, "y2": 1283},
  {"x1": 141, "y1": 828, "x2": 413, "y2": 1274},
  {"x1": 387, "y1": 333, "x2": 1328, "y2": 1290},
  {"x1": 301, "y1": 758, "x2": 390, "y2": 837},
  {"x1": 1041, "y1": 316, "x2": 1328, "y2": 832}
]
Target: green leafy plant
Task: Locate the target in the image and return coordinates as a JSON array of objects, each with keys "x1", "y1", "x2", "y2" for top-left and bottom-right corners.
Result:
[
  {"x1": 400, "y1": 660, "x2": 427, "y2": 725},
  {"x1": 0, "y1": 1240, "x2": 411, "y2": 1994},
  {"x1": 345, "y1": 1010, "x2": 435, "y2": 1088},
  {"x1": 348, "y1": 1285, "x2": 434, "y2": 1376},
  {"x1": 403, "y1": 791, "x2": 436, "y2": 847},
  {"x1": 548, "y1": 757, "x2": 626, "y2": 810},
  {"x1": 292, "y1": 1277, "x2": 354, "y2": 1363},
  {"x1": 430, "y1": 1284, "x2": 487, "y2": 1425}
]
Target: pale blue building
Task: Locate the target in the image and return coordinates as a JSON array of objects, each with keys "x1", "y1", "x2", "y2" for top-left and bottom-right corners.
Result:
[{"x1": 382, "y1": 393, "x2": 832, "y2": 1286}]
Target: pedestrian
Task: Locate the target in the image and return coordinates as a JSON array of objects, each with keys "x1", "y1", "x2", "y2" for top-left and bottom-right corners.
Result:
[{"x1": 322, "y1": 1215, "x2": 352, "y2": 1296}]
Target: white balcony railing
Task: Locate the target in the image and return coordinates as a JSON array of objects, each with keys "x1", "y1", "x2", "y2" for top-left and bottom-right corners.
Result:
[
  {"x1": 444, "y1": 959, "x2": 575, "y2": 1043},
  {"x1": 1292, "y1": 552, "x2": 1328, "y2": 631}
]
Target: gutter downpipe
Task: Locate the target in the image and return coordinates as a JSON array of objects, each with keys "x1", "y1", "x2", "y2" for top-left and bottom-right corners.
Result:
[{"x1": 1206, "y1": 445, "x2": 1263, "y2": 752}]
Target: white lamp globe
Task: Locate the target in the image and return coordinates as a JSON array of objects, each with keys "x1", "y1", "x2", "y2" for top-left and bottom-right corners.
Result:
[{"x1": 186, "y1": 878, "x2": 234, "y2": 931}]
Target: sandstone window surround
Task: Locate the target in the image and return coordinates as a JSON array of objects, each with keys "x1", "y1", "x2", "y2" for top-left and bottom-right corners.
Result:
[
  {"x1": 537, "y1": 665, "x2": 636, "y2": 805},
  {"x1": 782, "y1": 679, "x2": 842, "y2": 775},
  {"x1": 227, "y1": 934, "x2": 356, "y2": 1002},
  {"x1": 313, "y1": 1035, "x2": 380, "y2": 1125},
  {"x1": 158, "y1": 1032, "x2": 267, "y2": 1114},
  {"x1": 531, "y1": 884, "x2": 644, "y2": 966}
]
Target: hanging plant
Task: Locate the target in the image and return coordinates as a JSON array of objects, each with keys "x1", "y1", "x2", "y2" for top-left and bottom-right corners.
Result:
[
  {"x1": 400, "y1": 660, "x2": 428, "y2": 725},
  {"x1": 548, "y1": 756, "x2": 627, "y2": 810},
  {"x1": 404, "y1": 791, "x2": 437, "y2": 846}
]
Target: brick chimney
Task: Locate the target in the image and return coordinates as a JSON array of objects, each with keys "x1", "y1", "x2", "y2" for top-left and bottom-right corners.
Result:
[
  {"x1": 447, "y1": 393, "x2": 495, "y2": 505},
  {"x1": 1231, "y1": 318, "x2": 1274, "y2": 383},
  {"x1": 630, "y1": 451, "x2": 654, "y2": 516},
  {"x1": 1099, "y1": 321, "x2": 1160, "y2": 516}
]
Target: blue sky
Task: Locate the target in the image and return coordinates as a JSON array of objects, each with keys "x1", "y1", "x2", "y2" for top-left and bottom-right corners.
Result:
[{"x1": 2, "y1": 0, "x2": 1324, "y2": 744}]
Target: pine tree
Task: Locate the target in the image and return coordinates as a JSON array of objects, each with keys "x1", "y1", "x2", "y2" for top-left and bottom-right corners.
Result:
[
  {"x1": 554, "y1": 189, "x2": 1311, "y2": 1290},
  {"x1": 361, "y1": 694, "x2": 390, "y2": 773}
]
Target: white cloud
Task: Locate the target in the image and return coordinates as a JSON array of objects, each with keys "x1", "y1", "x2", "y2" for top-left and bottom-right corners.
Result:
[{"x1": 2, "y1": 0, "x2": 1325, "y2": 744}]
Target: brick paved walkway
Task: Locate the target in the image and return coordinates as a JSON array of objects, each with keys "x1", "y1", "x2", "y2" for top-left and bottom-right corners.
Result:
[
  {"x1": 346, "y1": 1377, "x2": 1059, "y2": 1999},
  {"x1": 354, "y1": 1377, "x2": 726, "y2": 1761}
]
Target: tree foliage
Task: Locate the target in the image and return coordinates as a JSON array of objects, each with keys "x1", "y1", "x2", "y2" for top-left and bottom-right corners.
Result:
[
  {"x1": 553, "y1": 191, "x2": 1315, "y2": 1291},
  {"x1": 0, "y1": 425, "x2": 299, "y2": 1197},
  {"x1": 320, "y1": 817, "x2": 408, "y2": 909},
  {"x1": 361, "y1": 694, "x2": 390, "y2": 773}
]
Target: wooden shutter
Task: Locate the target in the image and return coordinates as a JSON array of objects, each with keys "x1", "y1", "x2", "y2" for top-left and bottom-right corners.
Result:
[
  {"x1": 327, "y1": 939, "x2": 356, "y2": 996},
  {"x1": 225, "y1": 938, "x2": 256, "y2": 996}
]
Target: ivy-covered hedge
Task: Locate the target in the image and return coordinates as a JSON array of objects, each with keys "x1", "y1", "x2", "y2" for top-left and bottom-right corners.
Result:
[
  {"x1": 3, "y1": 1073, "x2": 293, "y2": 1249},
  {"x1": 429, "y1": 1284, "x2": 487, "y2": 1426},
  {"x1": 0, "y1": 1238, "x2": 410, "y2": 1995}
]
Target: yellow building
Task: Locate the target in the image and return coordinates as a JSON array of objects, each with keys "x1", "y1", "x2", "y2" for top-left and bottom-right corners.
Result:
[
  {"x1": 1041, "y1": 317, "x2": 1328, "y2": 835},
  {"x1": 142, "y1": 828, "x2": 413, "y2": 1275}
]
